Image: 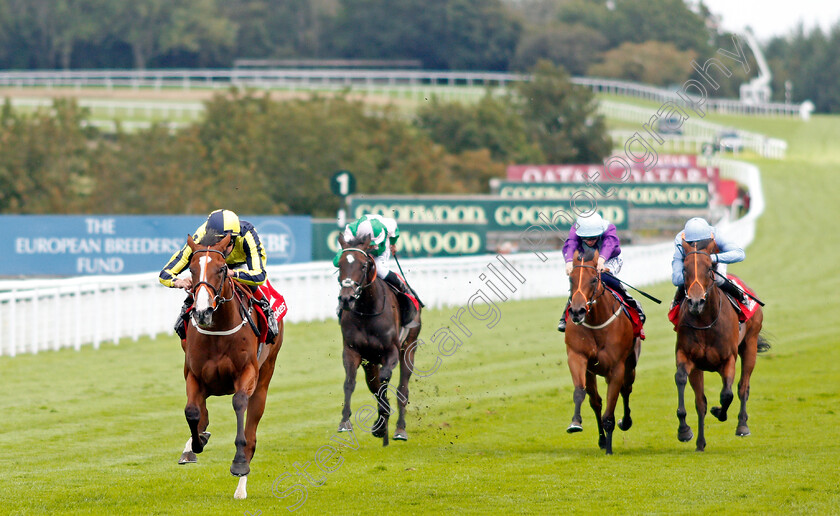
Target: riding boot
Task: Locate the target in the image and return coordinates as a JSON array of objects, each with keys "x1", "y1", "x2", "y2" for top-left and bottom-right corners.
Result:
[
  {"x1": 173, "y1": 295, "x2": 193, "y2": 340},
  {"x1": 384, "y1": 271, "x2": 417, "y2": 325},
  {"x1": 257, "y1": 297, "x2": 278, "y2": 343},
  {"x1": 720, "y1": 279, "x2": 748, "y2": 304},
  {"x1": 627, "y1": 296, "x2": 646, "y2": 324},
  {"x1": 557, "y1": 299, "x2": 571, "y2": 332}
]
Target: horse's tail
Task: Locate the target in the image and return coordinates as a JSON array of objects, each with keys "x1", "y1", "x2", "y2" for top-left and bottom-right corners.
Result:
[{"x1": 757, "y1": 333, "x2": 771, "y2": 353}]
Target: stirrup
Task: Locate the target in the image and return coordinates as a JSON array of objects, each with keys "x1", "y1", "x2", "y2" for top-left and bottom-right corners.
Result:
[{"x1": 557, "y1": 318, "x2": 566, "y2": 332}]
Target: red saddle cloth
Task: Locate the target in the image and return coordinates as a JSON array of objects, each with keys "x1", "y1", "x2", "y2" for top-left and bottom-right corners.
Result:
[
  {"x1": 667, "y1": 274, "x2": 759, "y2": 330},
  {"x1": 603, "y1": 287, "x2": 645, "y2": 340},
  {"x1": 247, "y1": 279, "x2": 288, "y2": 342}
]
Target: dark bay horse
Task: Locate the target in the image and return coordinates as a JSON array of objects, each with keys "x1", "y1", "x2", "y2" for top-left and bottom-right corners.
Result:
[
  {"x1": 178, "y1": 233, "x2": 284, "y2": 499},
  {"x1": 564, "y1": 247, "x2": 640, "y2": 455},
  {"x1": 675, "y1": 237, "x2": 768, "y2": 451},
  {"x1": 335, "y1": 233, "x2": 422, "y2": 446}
]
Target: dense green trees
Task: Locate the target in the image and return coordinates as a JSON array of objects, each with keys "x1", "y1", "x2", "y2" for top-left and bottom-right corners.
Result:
[{"x1": 0, "y1": 62, "x2": 611, "y2": 215}]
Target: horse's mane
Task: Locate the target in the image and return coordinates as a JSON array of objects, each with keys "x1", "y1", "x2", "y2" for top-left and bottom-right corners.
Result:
[
  {"x1": 346, "y1": 235, "x2": 370, "y2": 249},
  {"x1": 688, "y1": 237, "x2": 713, "y2": 250},
  {"x1": 579, "y1": 245, "x2": 597, "y2": 262},
  {"x1": 198, "y1": 230, "x2": 226, "y2": 247}
]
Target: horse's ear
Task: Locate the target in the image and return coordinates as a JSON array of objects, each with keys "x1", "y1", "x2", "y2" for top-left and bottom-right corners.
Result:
[
  {"x1": 338, "y1": 232, "x2": 347, "y2": 249},
  {"x1": 573, "y1": 249, "x2": 580, "y2": 262},
  {"x1": 592, "y1": 248, "x2": 600, "y2": 262},
  {"x1": 681, "y1": 237, "x2": 692, "y2": 253},
  {"x1": 218, "y1": 233, "x2": 231, "y2": 250},
  {"x1": 360, "y1": 234, "x2": 371, "y2": 247},
  {"x1": 187, "y1": 234, "x2": 197, "y2": 251}
]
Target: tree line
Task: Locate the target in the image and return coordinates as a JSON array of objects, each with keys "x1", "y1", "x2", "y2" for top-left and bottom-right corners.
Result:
[{"x1": 0, "y1": 62, "x2": 610, "y2": 216}]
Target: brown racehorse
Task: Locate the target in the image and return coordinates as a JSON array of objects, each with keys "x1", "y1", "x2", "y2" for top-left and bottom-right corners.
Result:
[
  {"x1": 335, "y1": 233, "x2": 421, "y2": 446},
  {"x1": 177, "y1": 233, "x2": 284, "y2": 499},
  {"x1": 675, "y1": 238, "x2": 769, "y2": 452},
  {"x1": 564, "y1": 247, "x2": 640, "y2": 455}
]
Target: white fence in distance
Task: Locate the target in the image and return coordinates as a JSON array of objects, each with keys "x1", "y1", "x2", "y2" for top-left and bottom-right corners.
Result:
[
  {"x1": 0, "y1": 160, "x2": 762, "y2": 357},
  {"x1": 0, "y1": 69, "x2": 808, "y2": 118}
]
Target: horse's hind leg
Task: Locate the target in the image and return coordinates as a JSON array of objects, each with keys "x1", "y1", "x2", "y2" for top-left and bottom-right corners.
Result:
[
  {"x1": 689, "y1": 369, "x2": 707, "y2": 452},
  {"x1": 710, "y1": 356, "x2": 736, "y2": 423},
  {"x1": 585, "y1": 370, "x2": 605, "y2": 449},
  {"x1": 339, "y1": 347, "x2": 362, "y2": 433},
  {"x1": 735, "y1": 325, "x2": 760, "y2": 436},
  {"x1": 363, "y1": 362, "x2": 390, "y2": 446}
]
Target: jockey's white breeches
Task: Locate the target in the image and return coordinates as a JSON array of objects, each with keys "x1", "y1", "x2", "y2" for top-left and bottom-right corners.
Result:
[{"x1": 374, "y1": 247, "x2": 391, "y2": 279}]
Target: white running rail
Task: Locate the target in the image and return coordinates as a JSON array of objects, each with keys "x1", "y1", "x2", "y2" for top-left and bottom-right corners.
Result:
[{"x1": 0, "y1": 160, "x2": 761, "y2": 357}]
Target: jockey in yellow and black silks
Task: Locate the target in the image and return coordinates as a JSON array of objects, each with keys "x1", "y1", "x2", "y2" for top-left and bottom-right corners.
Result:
[{"x1": 160, "y1": 209, "x2": 277, "y2": 343}]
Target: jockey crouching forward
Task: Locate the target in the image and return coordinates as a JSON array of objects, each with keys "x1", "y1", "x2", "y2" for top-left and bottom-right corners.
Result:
[
  {"x1": 334, "y1": 214, "x2": 423, "y2": 325},
  {"x1": 159, "y1": 209, "x2": 278, "y2": 344},
  {"x1": 558, "y1": 212, "x2": 646, "y2": 332},
  {"x1": 671, "y1": 217, "x2": 748, "y2": 307}
]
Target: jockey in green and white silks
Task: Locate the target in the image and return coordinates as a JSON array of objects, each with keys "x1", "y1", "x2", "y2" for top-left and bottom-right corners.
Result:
[{"x1": 334, "y1": 214, "x2": 422, "y2": 321}]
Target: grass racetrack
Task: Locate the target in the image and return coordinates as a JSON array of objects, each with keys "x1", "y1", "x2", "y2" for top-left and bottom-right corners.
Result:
[{"x1": 2, "y1": 110, "x2": 840, "y2": 515}]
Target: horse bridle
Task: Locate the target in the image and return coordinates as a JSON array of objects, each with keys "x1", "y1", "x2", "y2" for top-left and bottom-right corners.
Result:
[
  {"x1": 681, "y1": 249, "x2": 722, "y2": 330},
  {"x1": 190, "y1": 248, "x2": 234, "y2": 309},
  {"x1": 337, "y1": 247, "x2": 384, "y2": 317},
  {"x1": 571, "y1": 263, "x2": 606, "y2": 313},
  {"x1": 683, "y1": 250, "x2": 715, "y2": 300}
]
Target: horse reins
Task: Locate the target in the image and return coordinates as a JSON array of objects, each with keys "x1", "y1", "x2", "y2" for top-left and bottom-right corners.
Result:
[{"x1": 338, "y1": 248, "x2": 385, "y2": 317}]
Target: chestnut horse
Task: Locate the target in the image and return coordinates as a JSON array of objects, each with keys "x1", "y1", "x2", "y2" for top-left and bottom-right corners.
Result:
[
  {"x1": 335, "y1": 233, "x2": 421, "y2": 446},
  {"x1": 564, "y1": 247, "x2": 640, "y2": 455},
  {"x1": 177, "y1": 233, "x2": 284, "y2": 499},
  {"x1": 675, "y1": 237, "x2": 768, "y2": 451}
]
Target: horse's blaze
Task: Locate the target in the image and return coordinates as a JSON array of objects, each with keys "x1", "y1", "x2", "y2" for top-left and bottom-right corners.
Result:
[{"x1": 195, "y1": 256, "x2": 214, "y2": 311}]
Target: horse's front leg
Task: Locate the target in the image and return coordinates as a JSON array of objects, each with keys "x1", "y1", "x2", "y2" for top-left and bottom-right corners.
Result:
[
  {"x1": 602, "y1": 361, "x2": 625, "y2": 455},
  {"x1": 339, "y1": 346, "x2": 362, "y2": 432},
  {"x1": 231, "y1": 362, "x2": 258, "y2": 480},
  {"x1": 394, "y1": 334, "x2": 419, "y2": 441},
  {"x1": 566, "y1": 351, "x2": 587, "y2": 433},
  {"x1": 711, "y1": 356, "x2": 737, "y2": 422},
  {"x1": 181, "y1": 371, "x2": 208, "y2": 464},
  {"x1": 675, "y1": 352, "x2": 694, "y2": 443}
]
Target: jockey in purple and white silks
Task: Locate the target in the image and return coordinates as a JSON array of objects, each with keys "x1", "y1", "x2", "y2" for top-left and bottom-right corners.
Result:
[{"x1": 558, "y1": 212, "x2": 645, "y2": 332}]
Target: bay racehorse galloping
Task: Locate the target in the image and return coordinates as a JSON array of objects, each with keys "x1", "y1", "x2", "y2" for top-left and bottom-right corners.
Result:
[
  {"x1": 335, "y1": 233, "x2": 422, "y2": 446},
  {"x1": 564, "y1": 247, "x2": 640, "y2": 455},
  {"x1": 178, "y1": 233, "x2": 283, "y2": 499},
  {"x1": 675, "y1": 237, "x2": 769, "y2": 451}
]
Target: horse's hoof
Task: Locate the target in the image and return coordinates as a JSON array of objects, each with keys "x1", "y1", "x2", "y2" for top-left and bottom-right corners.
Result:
[
  {"x1": 678, "y1": 428, "x2": 693, "y2": 442},
  {"x1": 567, "y1": 423, "x2": 583, "y2": 433},
  {"x1": 598, "y1": 436, "x2": 606, "y2": 449},
  {"x1": 338, "y1": 421, "x2": 353, "y2": 433},
  {"x1": 711, "y1": 406, "x2": 727, "y2": 422},
  {"x1": 618, "y1": 417, "x2": 632, "y2": 431},
  {"x1": 230, "y1": 461, "x2": 250, "y2": 477},
  {"x1": 695, "y1": 446, "x2": 705, "y2": 452},
  {"x1": 199, "y1": 431, "x2": 211, "y2": 445},
  {"x1": 178, "y1": 451, "x2": 197, "y2": 464},
  {"x1": 736, "y1": 426, "x2": 751, "y2": 437},
  {"x1": 393, "y1": 429, "x2": 408, "y2": 441},
  {"x1": 371, "y1": 418, "x2": 387, "y2": 438}
]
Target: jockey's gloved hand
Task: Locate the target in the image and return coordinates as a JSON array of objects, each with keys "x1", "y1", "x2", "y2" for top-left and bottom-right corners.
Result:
[
  {"x1": 565, "y1": 262, "x2": 573, "y2": 275},
  {"x1": 597, "y1": 257, "x2": 606, "y2": 273}
]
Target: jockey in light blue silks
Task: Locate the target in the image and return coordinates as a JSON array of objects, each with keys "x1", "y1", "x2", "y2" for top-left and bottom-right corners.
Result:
[
  {"x1": 671, "y1": 217, "x2": 747, "y2": 307},
  {"x1": 558, "y1": 212, "x2": 645, "y2": 332}
]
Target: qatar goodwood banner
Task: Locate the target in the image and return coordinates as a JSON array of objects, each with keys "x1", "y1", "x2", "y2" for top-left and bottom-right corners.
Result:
[
  {"x1": 506, "y1": 164, "x2": 718, "y2": 184},
  {"x1": 5, "y1": 215, "x2": 312, "y2": 276}
]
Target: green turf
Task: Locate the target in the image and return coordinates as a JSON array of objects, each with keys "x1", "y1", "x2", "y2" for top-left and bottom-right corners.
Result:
[{"x1": 2, "y1": 107, "x2": 840, "y2": 515}]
